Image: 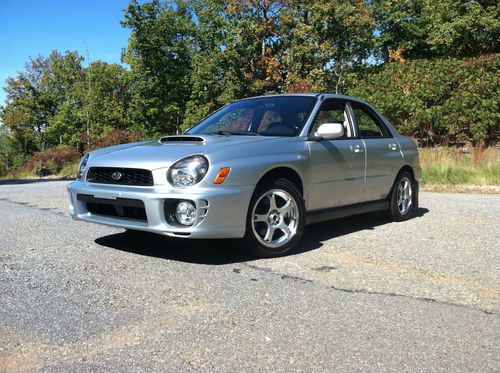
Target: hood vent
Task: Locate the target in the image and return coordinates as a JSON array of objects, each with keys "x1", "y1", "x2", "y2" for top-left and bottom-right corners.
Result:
[{"x1": 159, "y1": 135, "x2": 204, "y2": 143}]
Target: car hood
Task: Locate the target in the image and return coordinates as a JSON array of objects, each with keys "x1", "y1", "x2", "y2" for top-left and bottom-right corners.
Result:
[{"x1": 87, "y1": 135, "x2": 280, "y2": 170}]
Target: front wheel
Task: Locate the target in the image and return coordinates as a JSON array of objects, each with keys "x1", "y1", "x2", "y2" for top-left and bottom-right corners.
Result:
[
  {"x1": 244, "y1": 178, "x2": 305, "y2": 258},
  {"x1": 388, "y1": 171, "x2": 416, "y2": 221}
]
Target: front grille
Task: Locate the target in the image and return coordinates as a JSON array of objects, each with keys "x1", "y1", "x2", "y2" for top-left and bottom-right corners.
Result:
[
  {"x1": 77, "y1": 194, "x2": 147, "y2": 222},
  {"x1": 86, "y1": 167, "x2": 153, "y2": 186}
]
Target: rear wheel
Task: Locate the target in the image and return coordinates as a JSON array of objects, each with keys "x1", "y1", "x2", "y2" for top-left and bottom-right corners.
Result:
[
  {"x1": 244, "y1": 178, "x2": 305, "y2": 258},
  {"x1": 389, "y1": 171, "x2": 416, "y2": 221}
]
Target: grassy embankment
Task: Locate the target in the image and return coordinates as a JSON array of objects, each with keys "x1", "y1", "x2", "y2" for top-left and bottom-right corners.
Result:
[
  {"x1": 419, "y1": 147, "x2": 499, "y2": 192},
  {"x1": 2, "y1": 147, "x2": 499, "y2": 192},
  {"x1": 2, "y1": 162, "x2": 79, "y2": 180}
]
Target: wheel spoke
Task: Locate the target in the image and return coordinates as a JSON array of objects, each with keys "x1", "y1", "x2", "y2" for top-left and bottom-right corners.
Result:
[
  {"x1": 254, "y1": 213, "x2": 268, "y2": 223},
  {"x1": 263, "y1": 226, "x2": 275, "y2": 242},
  {"x1": 278, "y1": 222, "x2": 291, "y2": 237},
  {"x1": 279, "y1": 200, "x2": 293, "y2": 216},
  {"x1": 268, "y1": 194, "x2": 277, "y2": 211}
]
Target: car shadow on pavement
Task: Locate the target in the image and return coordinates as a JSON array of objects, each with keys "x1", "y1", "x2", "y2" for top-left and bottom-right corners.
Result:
[
  {"x1": 95, "y1": 207, "x2": 429, "y2": 265},
  {"x1": 298, "y1": 207, "x2": 429, "y2": 251}
]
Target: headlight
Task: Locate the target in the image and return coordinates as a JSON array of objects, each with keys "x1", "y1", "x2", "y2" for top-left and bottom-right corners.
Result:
[
  {"x1": 167, "y1": 155, "x2": 208, "y2": 188},
  {"x1": 77, "y1": 153, "x2": 90, "y2": 180}
]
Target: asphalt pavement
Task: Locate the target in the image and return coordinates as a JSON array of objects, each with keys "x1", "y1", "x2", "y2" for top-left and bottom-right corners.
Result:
[{"x1": 0, "y1": 180, "x2": 498, "y2": 372}]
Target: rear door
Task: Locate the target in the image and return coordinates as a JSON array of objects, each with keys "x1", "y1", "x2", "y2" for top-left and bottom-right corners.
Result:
[
  {"x1": 350, "y1": 102, "x2": 402, "y2": 202},
  {"x1": 307, "y1": 100, "x2": 365, "y2": 211}
]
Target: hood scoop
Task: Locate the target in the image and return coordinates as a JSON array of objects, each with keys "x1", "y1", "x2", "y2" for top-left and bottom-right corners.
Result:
[{"x1": 159, "y1": 135, "x2": 204, "y2": 143}]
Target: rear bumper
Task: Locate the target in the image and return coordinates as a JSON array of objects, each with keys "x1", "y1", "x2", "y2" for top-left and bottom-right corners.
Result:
[{"x1": 67, "y1": 181, "x2": 254, "y2": 238}]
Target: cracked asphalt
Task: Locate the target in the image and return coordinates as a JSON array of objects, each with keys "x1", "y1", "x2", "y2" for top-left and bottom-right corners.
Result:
[{"x1": 0, "y1": 180, "x2": 499, "y2": 372}]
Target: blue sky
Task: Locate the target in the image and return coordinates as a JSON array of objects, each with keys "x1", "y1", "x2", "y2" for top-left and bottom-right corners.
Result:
[{"x1": 0, "y1": 0, "x2": 132, "y2": 106}]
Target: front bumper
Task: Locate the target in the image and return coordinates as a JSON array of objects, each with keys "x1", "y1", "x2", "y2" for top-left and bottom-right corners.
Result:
[{"x1": 67, "y1": 181, "x2": 254, "y2": 238}]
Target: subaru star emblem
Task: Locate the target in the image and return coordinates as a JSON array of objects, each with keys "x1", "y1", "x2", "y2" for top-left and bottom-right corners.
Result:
[{"x1": 111, "y1": 171, "x2": 122, "y2": 181}]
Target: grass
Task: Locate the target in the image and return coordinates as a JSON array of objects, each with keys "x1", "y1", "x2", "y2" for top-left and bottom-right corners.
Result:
[
  {"x1": 419, "y1": 147, "x2": 500, "y2": 186},
  {"x1": 58, "y1": 161, "x2": 79, "y2": 178},
  {"x1": 2, "y1": 161, "x2": 78, "y2": 180}
]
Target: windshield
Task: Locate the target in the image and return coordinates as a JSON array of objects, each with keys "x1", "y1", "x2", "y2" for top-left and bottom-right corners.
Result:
[{"x1": 186, "y1": 96, "x2": 317, "y2": 137}]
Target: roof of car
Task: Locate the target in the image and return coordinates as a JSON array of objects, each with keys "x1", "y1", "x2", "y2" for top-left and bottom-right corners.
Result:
[{"x1": 240, "y1": 93, "x2": 367, "y2": 104}]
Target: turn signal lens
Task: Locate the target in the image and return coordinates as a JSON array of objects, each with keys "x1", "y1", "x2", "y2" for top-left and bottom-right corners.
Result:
[{"x1": 214, "y1": 167, "x2": 230, "y2": 184}]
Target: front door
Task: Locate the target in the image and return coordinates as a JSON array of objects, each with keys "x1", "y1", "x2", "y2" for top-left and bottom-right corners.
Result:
[{"x1": 307, "y1": 100, "x2": 366, "y2": 211}]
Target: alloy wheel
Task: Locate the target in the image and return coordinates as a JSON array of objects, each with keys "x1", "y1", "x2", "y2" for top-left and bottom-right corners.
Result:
[
  {"x1": 251, "y1": 189, "x2": 299, "y2": 248},
  {"x1": 397, "y1": 177, "x2": 413, "y2": 215}
]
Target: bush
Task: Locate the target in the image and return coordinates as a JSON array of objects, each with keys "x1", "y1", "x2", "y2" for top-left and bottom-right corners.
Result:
[
  {"x1": 24, "y1": 146, "x2": 81, "y2": 176},
  {"x1": 81, "y1": 130, "x2": 144, "y2": 151},
  {"x1": 348, "y1": 54, "x2": 499, "y2": 146}
]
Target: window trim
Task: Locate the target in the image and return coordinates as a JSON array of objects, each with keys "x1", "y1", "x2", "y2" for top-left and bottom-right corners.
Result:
[{"x1": 350, "y1": 101, "x2": 393, "y2": 139}]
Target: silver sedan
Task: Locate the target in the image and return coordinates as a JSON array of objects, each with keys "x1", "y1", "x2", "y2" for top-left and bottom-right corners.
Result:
[{"x1": 67, "y1": 93, "x2": 420, "y2": 257}]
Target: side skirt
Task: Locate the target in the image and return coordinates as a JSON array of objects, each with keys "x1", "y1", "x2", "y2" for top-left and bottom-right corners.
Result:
[{"x1": 306, "y1": 199, "x2": 389, "y2": 225}]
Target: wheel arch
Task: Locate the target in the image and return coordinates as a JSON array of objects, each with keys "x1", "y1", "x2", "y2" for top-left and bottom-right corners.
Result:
[
  {"x1": 254, "y1": 166, "x2": 304, "y2": 198},
  {"x1": 396, "y1": 164, "x2": 415, "y2": 181}
]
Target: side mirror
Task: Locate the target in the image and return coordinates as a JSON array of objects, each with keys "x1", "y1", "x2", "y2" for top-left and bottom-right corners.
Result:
[{"x1": 314, "y1": 122, "x2": 345, "y2": 140}]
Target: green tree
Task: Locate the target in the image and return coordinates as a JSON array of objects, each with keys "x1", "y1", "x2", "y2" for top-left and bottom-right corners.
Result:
[
  {"x1": 348, "y1": 54, "x2": 500, "y2": 146},
  {"x1": 122, "y1": 0, "x2": 195, "y2": 135},
  {"x1": 1, "y1": 50, "x2": 132, "y2": 160},
  {"x1": 0, "y1": 125, "x2": 16, "y2": 174},
  {"x1": 372, "y1": 0, "x2": 500, "y2": 61},
  {"x1": 1, "y1": 51, "x2": 84, "y2": 160},
  {"x1": 183, "y1": 0, "x2": 281, "y2": 129},
  {"x1": 50, "y1": 61, "x2": 131, "y2": 146},
  {"x1": 183, "y1": 0, "x2": 244, "y2": 128},
  {"x1": 184, "y1": 0, "x2": 376, "y2": 128},
  {"x1": 282, "y1": 0, "x2": 375, "y2": 93}
]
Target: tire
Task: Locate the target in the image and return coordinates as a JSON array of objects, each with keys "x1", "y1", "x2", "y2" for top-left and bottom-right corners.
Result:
[
  {"x1": 243, "y1": 178, "x2": 305, "y2": 258},
  {"x1": 388, "y1": 171, "x2": 416, "y2": 221}
]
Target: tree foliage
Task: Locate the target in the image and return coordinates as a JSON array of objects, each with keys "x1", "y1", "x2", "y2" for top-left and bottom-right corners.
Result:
[
  {"x1": 0, "y1": 51, "x2": 131, "y2": 168},
  {"x1": 122, "y1": 0, "x2": 194, "y2": 135},
  {"x1": 0, "y1": 0, "x2": 498, "y2": 176},
  {"x1": 372, "y1": 0, "x2": 499, "y2": 61},
  {"x1": 348, "y1": 54, "x2": 499, "y2": 146}
]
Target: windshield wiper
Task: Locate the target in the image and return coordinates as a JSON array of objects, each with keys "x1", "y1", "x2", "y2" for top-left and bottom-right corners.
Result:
[{"x1": 208, "y1": 130, "x2": 259, "y2": 136}]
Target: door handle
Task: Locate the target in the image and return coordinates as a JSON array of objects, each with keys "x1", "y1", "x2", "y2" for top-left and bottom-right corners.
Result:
[
  {"x1": 350, "y1": 145, "x2": 364, "y2": 153},
  {"x1": 388, "y1": 143, "x2": 398, "y2": 151}
]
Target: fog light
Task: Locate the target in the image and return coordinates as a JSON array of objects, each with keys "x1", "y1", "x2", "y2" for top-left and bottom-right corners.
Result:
[{"x1": 175, "y1": 201, "x2": 196, "y2": 226}]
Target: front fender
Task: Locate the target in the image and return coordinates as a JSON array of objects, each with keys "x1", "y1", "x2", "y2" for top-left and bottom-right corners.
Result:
[{"x1": 200, "y1": 137, "x2": 309, "y2": 188}]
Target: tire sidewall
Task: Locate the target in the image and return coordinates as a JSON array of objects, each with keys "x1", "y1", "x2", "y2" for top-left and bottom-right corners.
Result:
[{"x1": 244, "y1": 178, "x2": 305, "y2": 257}]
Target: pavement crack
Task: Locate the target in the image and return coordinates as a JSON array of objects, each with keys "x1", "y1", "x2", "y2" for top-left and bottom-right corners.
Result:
[
  {"x1": 0, "y1": 197, "x2": 66, "y2": 217},
  {"x1": 244, "y1": 263, "x2": 497, "y2": 316},
  {"x1": 246, "y1": 264, "x2": 313, "y2": 284}
]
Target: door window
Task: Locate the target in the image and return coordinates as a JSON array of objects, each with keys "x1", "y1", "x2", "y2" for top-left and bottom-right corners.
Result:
[
  {"x1": 351, "y1": 104, "x2": 391, "y2": 138},
  {"x1": 312, "y1": 101, "x2": 352, "y2": 138}
]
